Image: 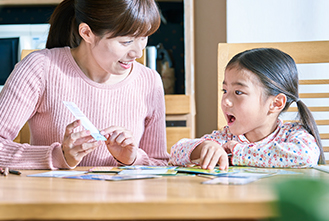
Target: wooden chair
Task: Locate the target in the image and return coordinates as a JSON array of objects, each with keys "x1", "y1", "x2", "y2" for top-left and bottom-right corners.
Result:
[
  {"x1": 217, "y1": 41, "x2": 329, "y2": 163},
  {"x1": 15, "y1": 49, "x2": 191, "y2": 153}
]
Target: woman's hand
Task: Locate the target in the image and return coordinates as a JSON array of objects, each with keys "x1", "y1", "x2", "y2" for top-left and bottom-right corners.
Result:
[
  {"x1": 190, "y1": 140, "x2": 228, "y2": 170},
  {"x1": 101, "y1": 126, "x2": 137, "y2": 165},
  {"x1": 62, "y1": 120, "x2": 101, "y2": 167}
]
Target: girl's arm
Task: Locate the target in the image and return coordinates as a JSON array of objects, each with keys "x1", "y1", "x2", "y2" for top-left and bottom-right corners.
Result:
[
  {"x1": 170, "y1": 127, "x2": 233, "y2": 166},
  {"x1": 231, "y1": 122, "x2": 320, "y2": 168}
]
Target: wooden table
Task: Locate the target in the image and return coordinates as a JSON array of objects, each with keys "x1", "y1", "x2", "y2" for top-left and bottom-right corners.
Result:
[{"x1": 0, "y1": 167, "x2": 328, "y2": 221}]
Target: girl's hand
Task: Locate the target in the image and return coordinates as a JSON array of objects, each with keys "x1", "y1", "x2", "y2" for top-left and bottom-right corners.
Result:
[
  {"x1": 222, "y1": 140, "x2": 239, "y2": 154},
  {"x1": 62, "y1": 120, "x2": 101, "y2": 167},
  {"x1": 190, "y1": 140, "x2": 228, "y2": 170},
  {"x1": 101, "y1": 126, "x2": 137, "y2": 165}
]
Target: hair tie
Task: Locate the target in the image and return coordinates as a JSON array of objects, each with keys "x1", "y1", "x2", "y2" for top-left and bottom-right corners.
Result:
[{"x1": 296, "y1": 98, "x2": 301, "y2": 103}]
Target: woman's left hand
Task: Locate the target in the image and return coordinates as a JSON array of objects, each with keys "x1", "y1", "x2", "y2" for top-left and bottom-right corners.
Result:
[{"x1": 101, "y1": 126, "x2": 137, "y2": 165}]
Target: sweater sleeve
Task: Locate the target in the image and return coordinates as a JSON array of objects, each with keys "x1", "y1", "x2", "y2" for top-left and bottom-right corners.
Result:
[
  {"x1": 134, "y1": 70, "x2": 170, "y2": 166},
  {"x1": 231, "y1": 123, "x2": 320, "y2": 168},
  {"x1": 0, "y1": 50, "x2": 71, "y2": 169}
]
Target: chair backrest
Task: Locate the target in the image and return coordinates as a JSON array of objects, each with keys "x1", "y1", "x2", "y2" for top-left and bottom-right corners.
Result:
[{"x1": 217, "y1": 41, "x2": 329, "y2": 163}]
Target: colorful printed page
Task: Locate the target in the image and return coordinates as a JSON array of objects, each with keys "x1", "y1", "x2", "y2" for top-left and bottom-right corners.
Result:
[
  {"x1": 118, "y1": 169, "x2": 177, "y2": 175},
  {"x1": 120, "y1": 165, "x2": 178, "y2": 170},
  {"x1": 88, "y1": 167, "x2": 122, "y2": 173},
  {"x1": 175, "y1": 166, "x2": 235, "y2": 176},
  {"x1": 27, "y1": 171, "x2": 87, "y2": 178},
  {"x1": 64, "y1": 174, "x2": 161, "y2": 181},
  {"x1": 216, "y1": 171, "x2": 273, "y2": 179}
]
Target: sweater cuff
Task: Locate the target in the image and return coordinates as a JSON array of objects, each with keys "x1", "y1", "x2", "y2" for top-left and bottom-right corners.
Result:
[
  {"x1": 113, "y1": 149, "x2": 149, "y2": 166},
  {"x1": 51, "y1": 143, "x2": 75, "y2": 170},
  {"x1": 134, "y1": 148, "x2": 149, "y2": 165}
]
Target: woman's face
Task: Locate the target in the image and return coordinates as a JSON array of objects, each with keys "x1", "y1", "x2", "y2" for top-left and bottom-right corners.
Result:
[{"x1": 89, "y1": 33, "x2": 148, "y2": 76}]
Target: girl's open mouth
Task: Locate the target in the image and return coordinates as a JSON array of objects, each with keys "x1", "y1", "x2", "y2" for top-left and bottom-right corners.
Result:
[{"x1": 227, "y1": 114, "x2": 236, "y2": 125}]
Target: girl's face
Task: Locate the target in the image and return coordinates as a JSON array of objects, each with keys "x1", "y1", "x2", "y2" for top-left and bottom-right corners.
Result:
[
  {"x1": 89, "y1": 33, "x2": 148, "y2": 77},
  {"x1": 221, "y1": 67, "x2": 275, "y2": 142}
]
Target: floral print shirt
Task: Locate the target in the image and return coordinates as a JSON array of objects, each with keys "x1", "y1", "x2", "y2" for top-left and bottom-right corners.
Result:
[{"x1": 170, "y1": 119, "x2": 320, "y2": 168}]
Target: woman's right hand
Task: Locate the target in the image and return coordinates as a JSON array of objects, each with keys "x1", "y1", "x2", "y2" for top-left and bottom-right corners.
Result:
[
  {"x1": 62, "y1": 120, "x2": 101, "y2": 167},
  {"x1": 190, "y1": 140, "x2": 229, "y2": 170}
]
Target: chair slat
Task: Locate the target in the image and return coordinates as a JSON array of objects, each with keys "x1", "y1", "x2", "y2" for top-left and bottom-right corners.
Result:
[
  {"x1": 288, "y1": 107, "x2": 329, "y2": 112},
  {"x1": 315, "y1": 120, "x2": 329, "y2": 125},
  {"x1": 300, "y1": 93, "x2": 329, "y2": 98},
  {"x1": 299, "y1": 79, "x2": 329, "y2": 84},
  {"x1": 320, "y1": 133, "x2": 329, "y2": 139},
  {"x1": 283, "y1": 120, "x2": 329, "y2": 125}
]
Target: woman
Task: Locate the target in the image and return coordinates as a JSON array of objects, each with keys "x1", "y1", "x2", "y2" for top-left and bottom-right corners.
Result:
[{"x1": 0, "y1": 0, "x2": 169, "y2": 169}]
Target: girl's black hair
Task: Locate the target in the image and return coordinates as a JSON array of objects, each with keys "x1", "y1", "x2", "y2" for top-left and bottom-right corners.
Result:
[
  {"x1": 226, "y1": 48, "x2": 325, "y2": 164},
  {"x1": 46, "y1": 0, "x2": 161, "y2": 49}
]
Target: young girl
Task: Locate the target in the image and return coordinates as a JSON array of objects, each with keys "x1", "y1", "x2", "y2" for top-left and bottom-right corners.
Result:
[
  {"x1": 0, "y1": 0, "x2": 169, "y2": 169},
  {"x1": 170, "y1": 48, "x2": 325, "y2": 170}
]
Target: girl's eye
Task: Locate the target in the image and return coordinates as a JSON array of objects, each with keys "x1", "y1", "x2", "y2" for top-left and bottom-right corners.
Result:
[
  {"x1": 235, "y1": 90, "x2": 243, "y2": 95},
  {"x1": 222, "y1": 89, "x2": 227, "y2": 94}
]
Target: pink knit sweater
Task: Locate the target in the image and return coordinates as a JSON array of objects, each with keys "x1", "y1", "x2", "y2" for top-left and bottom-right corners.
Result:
[{"x1": 0, "y1": 47, "x2": 169, "y2": 169}]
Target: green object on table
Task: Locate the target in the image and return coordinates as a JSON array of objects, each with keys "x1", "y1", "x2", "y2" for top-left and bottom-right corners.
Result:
[{"x1": 274, "y1": 177, "x2": 329, "y2": 221}]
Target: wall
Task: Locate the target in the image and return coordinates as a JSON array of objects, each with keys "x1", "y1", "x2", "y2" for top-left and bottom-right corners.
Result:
[
  {"x1": 227, "y1": 0, "x2": 329, "y2": 43},
  {"x1": 194, "y1": 0, "x2": 226, "y2": 137}
]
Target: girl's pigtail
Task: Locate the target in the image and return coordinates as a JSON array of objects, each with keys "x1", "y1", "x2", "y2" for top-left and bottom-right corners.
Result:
[
  {"x1": 296, "y1": 99, "x2": 326, "y2": 164},
  {"x1": 46, "y1": 0, "x2": 79, "y2": 49}
]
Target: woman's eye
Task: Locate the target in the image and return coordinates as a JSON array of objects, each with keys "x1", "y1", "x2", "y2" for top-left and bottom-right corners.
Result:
[
  {"x1": 235, "y1": 90, "x2": 243, "y2": 95},
  {"x1": 122, "y1": 40, "x2": 133, "y2": 45}
]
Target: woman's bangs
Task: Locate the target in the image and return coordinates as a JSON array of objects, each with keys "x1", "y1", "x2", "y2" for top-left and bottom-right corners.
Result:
[
  {"x1": 114, "y1": 1, "x2": 160, "y2": 37},
  {"x1": 132, "y1": 14, "x2": 160, "y2": 37}
]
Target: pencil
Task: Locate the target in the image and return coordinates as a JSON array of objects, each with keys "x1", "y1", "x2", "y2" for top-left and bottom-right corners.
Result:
[{"x1": 9, "y1": 169, "x2": 21, "y2": 175}]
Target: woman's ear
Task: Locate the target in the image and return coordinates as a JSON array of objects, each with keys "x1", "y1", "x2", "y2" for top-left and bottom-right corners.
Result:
[
  {"x1": 269, "y1": 93, "x2": 287, "y2": 113},
  {"x1": 78, "y1": 23, "x2": 95, "y2": 44}
]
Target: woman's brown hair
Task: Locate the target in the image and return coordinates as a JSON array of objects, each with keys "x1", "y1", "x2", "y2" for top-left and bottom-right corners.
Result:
[{"x1": 46, "y1": 0, "x2": 161, "y2": 49}]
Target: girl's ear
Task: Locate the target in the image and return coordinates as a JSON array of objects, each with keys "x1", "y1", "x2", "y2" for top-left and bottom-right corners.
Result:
[
  {"x1": 78, "y1": 23, "x2": 95, "y2": 44},
  {"x1": 269, "y1": 93, "x2": 287, "y2": 113}
]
